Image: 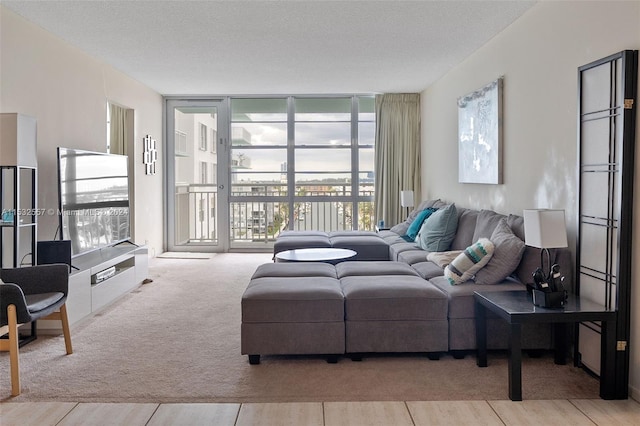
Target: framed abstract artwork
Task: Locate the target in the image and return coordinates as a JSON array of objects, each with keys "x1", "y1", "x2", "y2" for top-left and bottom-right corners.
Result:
[{"x1": 457, "y1": 77, "x2": 503, "y2": 184}]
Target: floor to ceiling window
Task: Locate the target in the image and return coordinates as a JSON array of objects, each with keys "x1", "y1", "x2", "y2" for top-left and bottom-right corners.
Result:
[
  {"x1": 166, "y1": 95, "x2": 374, "y2": 251},
  {"x1": 229, "y1": 96, "x2": 374, "y2": 249}
]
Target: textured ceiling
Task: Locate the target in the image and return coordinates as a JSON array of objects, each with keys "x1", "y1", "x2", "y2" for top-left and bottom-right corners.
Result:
[{"x1": 2, "y1": 1, "x2": 536, "y2": 95}]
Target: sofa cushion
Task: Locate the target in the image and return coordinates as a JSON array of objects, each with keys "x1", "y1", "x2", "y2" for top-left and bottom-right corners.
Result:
[
  {"x1": 426, "y1": 250, "x2": 462, "y2": 268},
  {"x1": 444, "y1": 238, "x2": 495, "y2": 285},
  {"x1": 415, "y1": 203, "x2": 458, "y2": 252},
  {"x1": 389, "y1": 241, "x2": 420, "y2": 261},
  {"x1": 474, "y1": 219, "x2": 525, "y2": 285},
  {"x1": 411, "y1": 261, "x2": 447, "y2": 280},
  {"x1": 472, "y1": 210, "x2": 507, "y2": 241},
  {"x1": 405, "y1": 207, "x2": 438, "y2": 241},
  {"x1": 429, "y1": 276, "x2": 526, "y2": 319},
  {"x1": 450, "y1": 208, "x2": 480, "y2": 250},
  {"x1": 397, "y1": 249, "x2": 432, "y2": 265}
]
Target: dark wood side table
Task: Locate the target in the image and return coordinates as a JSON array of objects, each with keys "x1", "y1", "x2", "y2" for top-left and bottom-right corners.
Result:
[{"x1": 474, "y1": 290, "x2": 616, "y2": 401}]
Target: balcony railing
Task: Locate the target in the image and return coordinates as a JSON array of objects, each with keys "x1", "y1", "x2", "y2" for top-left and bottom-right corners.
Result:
[
  {"x1": 175, "y1": 184, "x2": 218, "y2": 245},
  {"x1": 175, "y1": 183, "x2": 374, "y2": 247}
]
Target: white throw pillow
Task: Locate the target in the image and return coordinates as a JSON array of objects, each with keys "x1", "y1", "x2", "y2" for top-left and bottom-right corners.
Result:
[{"x1": 444, "y1": 238, "x2": 495, "y2": 285}]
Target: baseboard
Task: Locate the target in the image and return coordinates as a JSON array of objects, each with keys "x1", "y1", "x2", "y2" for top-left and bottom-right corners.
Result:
[{"x1": 630, "y1": 383, "x2": 640, "y2": 403}]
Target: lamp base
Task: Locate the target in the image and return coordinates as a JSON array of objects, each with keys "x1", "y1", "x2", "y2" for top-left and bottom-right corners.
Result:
[{"x1": 532, "y1": 289, "x2": 567, "y2": 308}]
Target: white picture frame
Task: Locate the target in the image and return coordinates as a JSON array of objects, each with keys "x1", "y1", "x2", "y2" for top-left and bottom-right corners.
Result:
[{"x1": 457, "y1": 77, "x2": 503, "y2": 184}]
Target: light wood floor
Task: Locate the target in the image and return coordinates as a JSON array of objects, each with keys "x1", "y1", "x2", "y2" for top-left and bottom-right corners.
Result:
[{"x1": 1, "y1": 399, "x2": 639, "y2": 425}]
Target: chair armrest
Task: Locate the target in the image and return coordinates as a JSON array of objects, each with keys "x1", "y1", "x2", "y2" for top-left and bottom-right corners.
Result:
[
  {"x1": 0, "y1": 264, "x2": 69, "y2": 296},
  {"x1": 0, "y1": 282, "x2": 32, "y2": 325}
]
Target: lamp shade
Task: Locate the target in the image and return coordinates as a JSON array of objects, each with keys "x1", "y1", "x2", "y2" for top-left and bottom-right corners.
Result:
[
  {"x1": 400, "y1": 190, "x2": 414, "y2": 208},
  {"x1": 523, "y1": 209, "x2": 568, "y2": 249}
]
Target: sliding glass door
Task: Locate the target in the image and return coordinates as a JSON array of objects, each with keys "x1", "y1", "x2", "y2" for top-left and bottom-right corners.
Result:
[{"x1": 166, "y1": 99, "x2": 229, "y2": 252}]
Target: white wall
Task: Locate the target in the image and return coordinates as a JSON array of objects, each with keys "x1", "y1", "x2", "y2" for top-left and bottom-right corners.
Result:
[
  {"x1": 0, "y1": 7, "x2": 163, "y2": 257},
  {"x1": 421, "y1": 1, "x2": 640, "y2": 399}
]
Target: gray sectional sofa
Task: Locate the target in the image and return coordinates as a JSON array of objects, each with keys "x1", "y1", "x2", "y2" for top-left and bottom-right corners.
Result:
[{"x1": 241, "y1": 199, "x2": 572, "y2": 364}]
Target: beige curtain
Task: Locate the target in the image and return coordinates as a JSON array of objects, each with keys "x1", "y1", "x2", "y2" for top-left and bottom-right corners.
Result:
[
  {"x1": 109, "y1": 103, "x2": 127, "y2": 155},
  {"x1": 374, "y1": 93, "x2": 421, "y2": 227}
]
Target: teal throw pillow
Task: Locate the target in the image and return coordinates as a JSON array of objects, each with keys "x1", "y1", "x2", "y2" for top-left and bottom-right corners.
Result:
[
  {"x1": 404, "y1": 208, "x2": 437, "y2": 241},
  {"x1": 416, "y1": 204, "x2": 458, "y2": 251}
]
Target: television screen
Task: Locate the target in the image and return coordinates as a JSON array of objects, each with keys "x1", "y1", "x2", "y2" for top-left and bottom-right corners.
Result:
[{"x1": 57, "y1": 147, "x2": 130, "y2": 256}]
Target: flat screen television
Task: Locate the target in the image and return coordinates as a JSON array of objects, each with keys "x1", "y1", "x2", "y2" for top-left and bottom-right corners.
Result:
[{"x1": 57, "y1": 147, "x2": 131, "y2": 256}]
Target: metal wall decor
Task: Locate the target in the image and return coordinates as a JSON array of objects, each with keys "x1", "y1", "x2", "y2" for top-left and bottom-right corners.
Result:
[
  {"x1": 143, "y1": 134, "x2": 158, "y2": 175},
  {"x1": 457, "y1": 77, "x2": 504, "y2": 184}
]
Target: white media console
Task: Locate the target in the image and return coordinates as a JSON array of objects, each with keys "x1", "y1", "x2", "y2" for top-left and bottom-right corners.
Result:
[{"x1": 38, "y1": 243, "x2": 149, "y2": 333}]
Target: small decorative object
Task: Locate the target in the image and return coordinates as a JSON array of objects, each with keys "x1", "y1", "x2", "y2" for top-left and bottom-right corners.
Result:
[
  {"x1": 143, "y1": 134, "x2": 158, "y2": 175},
  {"x1": 2, "y1": 209, "x2": 14, "y2": 224},
  {"x1": 523, "y1": 209, "x2": 568, "y2": 307},
  {"x1": 400, "y1": 190, "x2": 414, "y2": 218},
  {"x1": 458, "y1": 77, "x2": 503, "y2": 184}
]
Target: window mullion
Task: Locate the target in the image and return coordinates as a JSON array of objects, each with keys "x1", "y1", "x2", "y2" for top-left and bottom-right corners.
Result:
[
  {"x1": 287, "y1": 96, "x2": 295, "y2": 230},
  {"x1": 351, "y1": 95, "x2": 359, "y2": 229}
]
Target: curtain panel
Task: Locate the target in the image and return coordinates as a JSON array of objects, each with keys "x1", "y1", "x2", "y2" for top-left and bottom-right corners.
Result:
[
  {"x1": 374, "y1": 93, "x2": 421, "y2": 227},
  {"x1": 109, "y1": 103, "x2": 127, "y2": 155}
]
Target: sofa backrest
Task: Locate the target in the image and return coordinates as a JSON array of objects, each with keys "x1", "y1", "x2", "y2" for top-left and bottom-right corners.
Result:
[
  {"x1": 392, "y1": 201, "x2": 573, "y2": 287},
  {"x1": 449, "y1": 208, "x2": 479, "y2": 250},
  {"x1": 419, "y1": 203, "x2": 573, "y2": 286}
]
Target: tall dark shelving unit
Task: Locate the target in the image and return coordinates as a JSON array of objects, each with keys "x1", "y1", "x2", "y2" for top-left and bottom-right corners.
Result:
[{"x1": 576, "y1": 50, "x2": 637, "y2": 399}]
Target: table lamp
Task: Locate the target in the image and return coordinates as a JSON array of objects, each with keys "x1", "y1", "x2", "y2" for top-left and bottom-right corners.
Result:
[
  {"x1": 400, "y1": 190, "x2": 414, "y2": 218},
  {"x1": 523, "y1": 209, "x2": 568, "y2": 278}
]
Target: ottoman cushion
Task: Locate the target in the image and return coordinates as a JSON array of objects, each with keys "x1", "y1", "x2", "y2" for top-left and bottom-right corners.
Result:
[
  {"x1": 242, "y1": 276, "x2": 344, "y2": 323},
  {"x1": 252, "y1": 262, "x2": 337, "y2": 279},
  {"x1": 341, "y1": 275, "x2": 447, "y2": 321},
  {"x1": 273, "y1": 235, "x2": 331, "y2": 254},
  {"x1": 330, "y1": 234, "x2": 389, "y2": 261},
  {"x1": 336, "y1": 261, "x2": 418, "y2": 278},
  {"x1": 278, "y1": 230, "x2": 329, "y2": 237}
]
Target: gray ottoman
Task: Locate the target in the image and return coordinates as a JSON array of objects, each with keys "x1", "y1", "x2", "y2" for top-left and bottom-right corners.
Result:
[
  {"x1": 336, "y1": 261, "x2": 449, "y2": 357},
  {"x1": 329, "y1": 231, "x2": 390, "y2": 261},
  {"x1": 241, "y1": 262, "x2": 345, "y2": 364},
  {"x1": 273, "y1": 231, "x2": 331, "y2": 256}
]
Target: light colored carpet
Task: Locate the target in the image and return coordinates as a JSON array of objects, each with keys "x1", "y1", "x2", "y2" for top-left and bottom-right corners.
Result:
[
  {"x1": 0, "y1": 253, "x2": 599, "y2": 403},
  {"x1": 156, "y1": 252, "x2": 215, "y2": 259}
]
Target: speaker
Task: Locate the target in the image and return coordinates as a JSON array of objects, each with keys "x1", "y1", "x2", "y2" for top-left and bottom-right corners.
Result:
[{"x1": 37, "y1": 240, "x2": 72, "y2": 269}]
